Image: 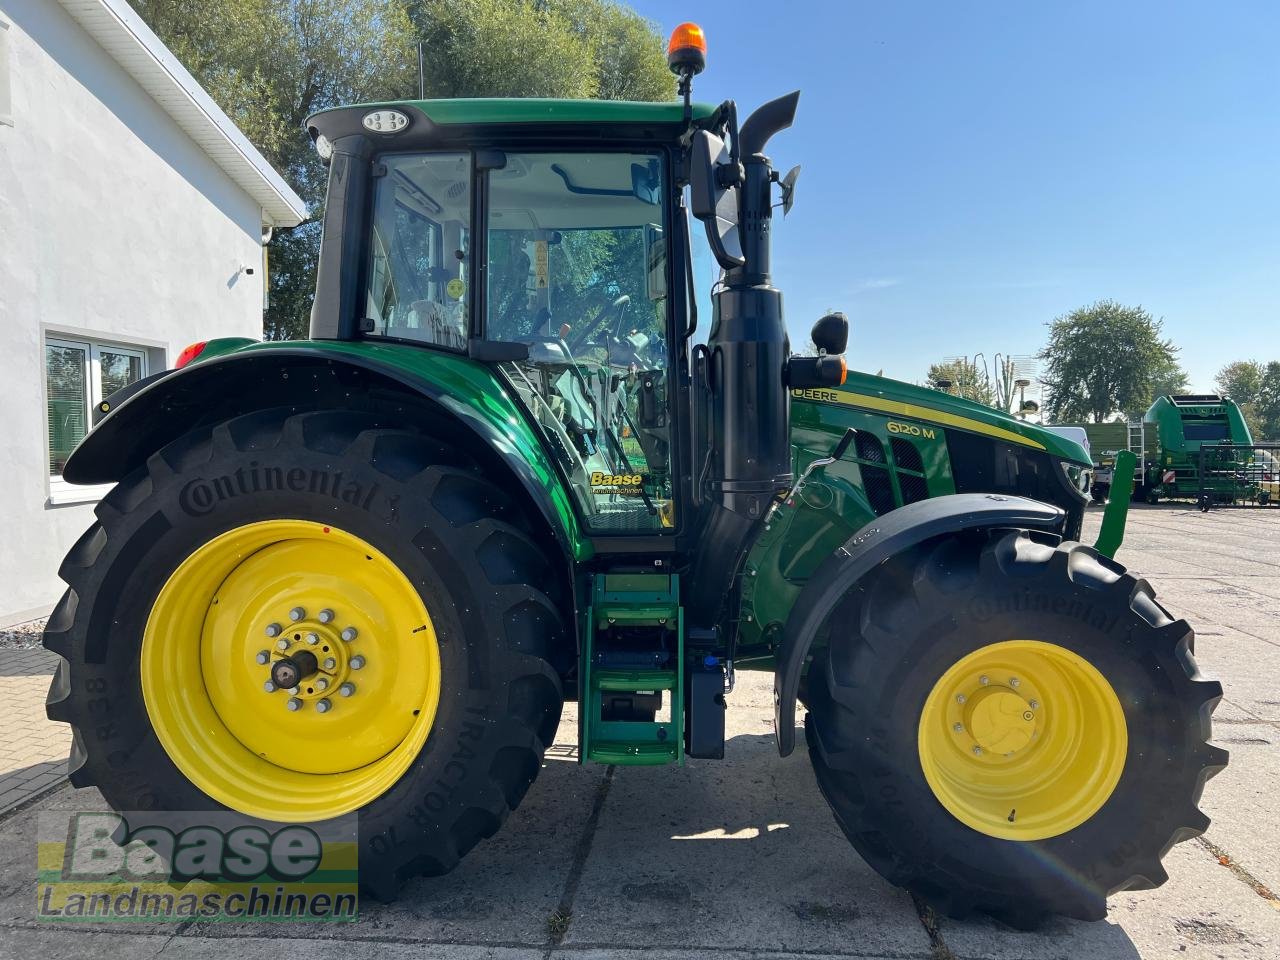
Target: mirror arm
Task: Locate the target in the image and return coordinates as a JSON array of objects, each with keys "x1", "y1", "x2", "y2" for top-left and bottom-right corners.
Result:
[{"x1": 681, "y1": 204, "x2": 699, "y2": 343}]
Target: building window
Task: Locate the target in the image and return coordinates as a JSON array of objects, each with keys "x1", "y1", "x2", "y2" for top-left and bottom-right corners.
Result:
[{"x1": 46, "y1": 336, "x2": 147, "y2": 494}]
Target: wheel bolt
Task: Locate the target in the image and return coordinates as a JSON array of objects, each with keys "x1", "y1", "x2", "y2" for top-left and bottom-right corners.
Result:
[
  {"x1": 289, "y1": 607, "x2": 306, "y2": 622},
  {"x1": 316, "y1": 698, "x2": 333, "y2": 713},
  {"x1": 341, "y1": 627, "x2": 358, "y2": 642},
  {"x1": 275, "y1": 638, "x2": 290, "y2": 652},
  {"x1": 955, "y1": 694, "x2": 966, "y2": 704},
  {"x1": 323, "y1": 657, "x2": 337, "y2": 671},
  {"x1": 306, "y1": 632, "x2": 320, "y2": 645},
  {"x1": 263, "y1": 680, "x2": 276, "y2": 693},
  {"x1": 288, "y1": 686, "x2": 299, "y2": 695},
  {"x1": 255, "y1": 650, "x2": 270, "y2": 665},
  {"x1": 1029, "y1": 699, "x2": 1039, "y2": 710},
  {"x1": 265, "y1": 623, "x2": 283, "y2": 638},
  {"x1": 952, "y1": 722, "x2": 963, "y2": 733},
  {"x1": 973, "y1": 745, "x2": 983, "y2": 755},
  {"x1": 339, "y1": 682, "x2": 356, "y2": 697},
  {"x1": 286, "y1": 697, "x2": 303, "y2": 711},
  {"x1": 350, "y1": 655, "x2": 366, "y2": 670},
  {"x1": 979, "y1": 675, "x2": 989, "y2": 685},
  {"x1": 315, "y1": 678, "x2": 328, "y2": 692},
  {"x1": 319, "y1": 609, "x2": 336, "y2": 624},
  {"x1": 1010, "y1": 677, "x2": 1021, "y2": 688}
]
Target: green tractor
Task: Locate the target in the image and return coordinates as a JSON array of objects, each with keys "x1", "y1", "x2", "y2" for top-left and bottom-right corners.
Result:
[{"x1": 45, "y1": 24, "x2": 1224, "y2": 926}]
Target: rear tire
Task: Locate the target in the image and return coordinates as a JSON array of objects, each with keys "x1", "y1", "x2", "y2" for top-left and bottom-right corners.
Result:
[
  {"x1": 804, "y1": 529, "x2": 1225, "y2": 926},
  {"x1": 44, "y1": 409, "x2": 567, "y2": 899}
]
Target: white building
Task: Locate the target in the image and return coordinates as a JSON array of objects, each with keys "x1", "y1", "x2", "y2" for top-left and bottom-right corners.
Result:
[{"x1": 0, "y1": 0, "x2": 307, "y2": 625}]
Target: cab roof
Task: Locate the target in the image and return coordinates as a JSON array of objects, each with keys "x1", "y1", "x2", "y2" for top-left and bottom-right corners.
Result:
[{"x1": 308, "y1": 98, "x2": 718, "y2": 147}]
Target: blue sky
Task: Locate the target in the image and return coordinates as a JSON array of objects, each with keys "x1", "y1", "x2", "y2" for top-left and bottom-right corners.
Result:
[{"x1": 630, "y1": 0, "x2": 1279, "y2": 392}]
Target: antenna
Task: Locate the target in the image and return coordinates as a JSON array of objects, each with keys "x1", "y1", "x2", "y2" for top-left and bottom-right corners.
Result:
[{"x1": 418, "y1": 41, "x2": 425, "y2": 99}]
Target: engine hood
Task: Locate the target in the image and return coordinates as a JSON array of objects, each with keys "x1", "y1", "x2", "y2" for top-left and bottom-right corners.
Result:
[{"x1": 793, "y1": 371, "x2": 1092, "y2": 466}]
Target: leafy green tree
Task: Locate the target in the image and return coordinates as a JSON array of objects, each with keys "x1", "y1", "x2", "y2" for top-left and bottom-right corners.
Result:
[
  {"x1": 1216, "y1": 360, "x2": 1265, "y2": 402},
  {"x1": 925, "y1": 359, "x2": 996, "y2": 407},
  {"x1": 1038, "y1": 300, "x2": 1184, "y2": 423},
  {"x1": 1215, "y1": 359, "x2": 1266, "y2": 438},
  {"x1": 1123, "y1": 352, "x2": 1189, "y2": 420},
  {"x1": 408, "y1": 0, "x2": 671, "y2": 101},
  {"x1": 1256, "y1": 361, "x2": 1280, "y2": 441},
  {"x1": 135, "y1": 0, "x2": 672, "y2": 340}
]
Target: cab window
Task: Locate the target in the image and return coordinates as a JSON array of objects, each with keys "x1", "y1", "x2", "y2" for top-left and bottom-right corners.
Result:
[
  {"x1": 364, "y1": 153, "x2": 471, "y2": 349},
  {"x1": 485, "y1": 151, "x2": 675, "y2": 532}
]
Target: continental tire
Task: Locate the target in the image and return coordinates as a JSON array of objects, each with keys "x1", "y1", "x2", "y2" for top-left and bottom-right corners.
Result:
[
  {"x1": 804, "y1": 529, "x2": 1226, "y2": 926},
  {"x1": 44, "y1": 408, "x2": 567, "y2": 899}
]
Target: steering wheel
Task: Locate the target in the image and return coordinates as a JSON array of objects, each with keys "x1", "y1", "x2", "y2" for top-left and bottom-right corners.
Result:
[{"x1": 568, "y1": 293, "x2": 630, "y2": 352}]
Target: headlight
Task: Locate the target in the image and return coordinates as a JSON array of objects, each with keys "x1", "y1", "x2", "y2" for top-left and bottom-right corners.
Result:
[{"x1": 1060, "y1": 461, "x2": 1091, "y2": 494}]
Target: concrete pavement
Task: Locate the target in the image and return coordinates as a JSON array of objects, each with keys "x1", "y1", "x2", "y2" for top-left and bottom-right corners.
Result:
[{"x1": 1, "y1": 504, "x2": 1277, "y2": 959}]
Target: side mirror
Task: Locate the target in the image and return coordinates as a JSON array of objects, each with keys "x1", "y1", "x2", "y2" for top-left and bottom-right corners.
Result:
[
  {"x1": 689, "y1": 129, "x2": 745, "y2": 269},
  {"x1": 644, "y1": 223, "x2": 667, "y2": 302},
  {"x1": 779, "y1": 165, "x2": 801, "y2": 216},
  {"x1": 810, "y1": 312, "x2": 848, "y2": 355}
]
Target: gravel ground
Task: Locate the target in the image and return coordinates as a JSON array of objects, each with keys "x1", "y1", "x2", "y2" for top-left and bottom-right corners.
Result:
[{"x1": 0, "y1": 619, "x2": 46, "y2": 651}]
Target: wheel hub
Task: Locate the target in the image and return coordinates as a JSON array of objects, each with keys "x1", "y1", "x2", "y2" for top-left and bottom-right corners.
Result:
[
  {"x1": 260, "y1": 612, "x2": 362, "y2": 706},
  {"x1": 963, "y1": 687, "x2": 1036, "y2": 755}
]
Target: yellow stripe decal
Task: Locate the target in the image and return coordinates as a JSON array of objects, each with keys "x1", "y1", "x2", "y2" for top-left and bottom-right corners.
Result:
[{"x1": 823, "y1": 390, "x2": 1045, "y2": 451}]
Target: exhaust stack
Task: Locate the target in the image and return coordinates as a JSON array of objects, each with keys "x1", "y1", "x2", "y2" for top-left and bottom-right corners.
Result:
[{"x1": 699, "y1": 92, "x2": 800, "y2": 519}]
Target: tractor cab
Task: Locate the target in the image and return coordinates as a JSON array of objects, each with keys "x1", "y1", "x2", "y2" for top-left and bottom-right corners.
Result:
[{"x1": 306, "y1": 70, "x2": 830, "y2": 542}]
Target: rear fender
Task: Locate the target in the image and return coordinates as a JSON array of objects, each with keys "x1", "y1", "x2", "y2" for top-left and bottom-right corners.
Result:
[
  {"x1": 63, "y1": 342, "x2": 589, "y2": 562},
  {"x1": 773, "y1": 493, "x2": 1065, "y2": 756}
]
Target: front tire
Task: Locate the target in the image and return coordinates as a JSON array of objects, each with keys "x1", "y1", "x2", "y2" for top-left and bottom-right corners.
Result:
[
  {"x1": 45, "y1": 409, "x2": 567, "y2": 899},
  {"x1": 804, "y1": 530, "x2": 1225, "y2": 926}
]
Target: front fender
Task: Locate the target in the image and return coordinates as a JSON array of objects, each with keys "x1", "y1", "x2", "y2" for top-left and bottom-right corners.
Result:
[
  {"x1": 64, "y1": 340, "x2": 590, "y2": 561},
  {"x1": 772, "y1": 493, "x2": 1065, "y2": 756}
]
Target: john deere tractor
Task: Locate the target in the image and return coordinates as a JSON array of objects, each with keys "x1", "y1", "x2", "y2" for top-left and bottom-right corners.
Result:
[{"x1": 45, "y1": 23, "x2": 1224, "y2": 926}]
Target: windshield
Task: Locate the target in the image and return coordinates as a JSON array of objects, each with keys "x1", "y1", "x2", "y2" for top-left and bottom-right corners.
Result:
[{"x1": 485, "y1": 150, "x2": 675, "y2": 532}]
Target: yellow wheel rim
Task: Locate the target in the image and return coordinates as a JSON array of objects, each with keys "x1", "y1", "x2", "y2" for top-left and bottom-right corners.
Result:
[
  {"x1": 917, "y1": 640, "x2": 1127, "y2": 841},
  {"x1": 142, "y1": 520, "x2": 441, "y2": 821}
]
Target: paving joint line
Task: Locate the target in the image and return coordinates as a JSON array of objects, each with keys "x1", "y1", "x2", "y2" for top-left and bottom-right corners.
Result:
[
  {"x1": 910, "y1": 894, "x2": 957, "y2": 960},
  {"x1": 1217, "y1": 696, "x2": 1280, "y2": 734},
  {"x1": 0, "y1": 777, "x2": 70, "y2": 825},
  {"x1": 1195, "y1": 835, "x2": 1280, "y2": 909},
  {"x1": 544, "y1": 763, "x2": 615, "y2": 956}
]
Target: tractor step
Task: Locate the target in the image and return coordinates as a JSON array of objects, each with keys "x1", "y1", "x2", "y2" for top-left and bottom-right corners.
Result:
[{"x1": 581, "y1": 574, "x2": 684, "y2": 766}]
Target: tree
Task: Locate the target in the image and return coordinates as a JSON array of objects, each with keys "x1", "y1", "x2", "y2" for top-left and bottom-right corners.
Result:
[
  {"x1": 135, "y1": 0, "x2": 672, "y2": 340},
  {"x1": 1256, "y1": 361, "x2": 1280, "y2": 441},
  {"x1": 1038, "y1": 300, "x2": 1184, "y2": 423},
  {"x1": 925, "y1": 359, "x2": 996, "y2": 407},
  {"x1": 1215, "y1": 360, "x2": 1266, "y2": 438},
  {"x1": 1123, "y1": 352, "x2": 1189, "y2": 421},
  {"x1": 1216, "y1": 360, "x2": 1265, "y2": 402},
  {"x1": 407, "y1": 0, "x2": 671, "y2": 102}
]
